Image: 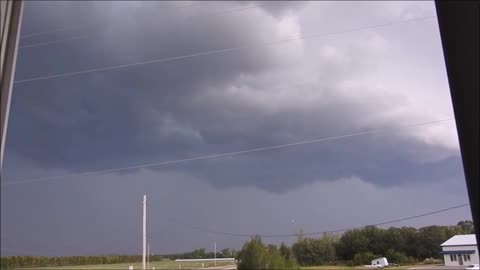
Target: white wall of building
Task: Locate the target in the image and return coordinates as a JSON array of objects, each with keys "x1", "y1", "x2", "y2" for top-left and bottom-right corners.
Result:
[{"x1": 443, "y1": 245, "x2": 479, "y2": 266}]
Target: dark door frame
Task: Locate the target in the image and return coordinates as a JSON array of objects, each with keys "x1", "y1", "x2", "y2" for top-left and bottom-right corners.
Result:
[{"x1": 435, "y1": 1, "x2": 479, "y2": 248}]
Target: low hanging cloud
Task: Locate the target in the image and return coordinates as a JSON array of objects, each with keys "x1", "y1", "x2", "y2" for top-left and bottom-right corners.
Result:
[
  {"x1": 6, "y1": 1, "x2": 461, "y2": 192},
  {"x1": 1, "y1": 169, "x2": 471, "y2": 256}
]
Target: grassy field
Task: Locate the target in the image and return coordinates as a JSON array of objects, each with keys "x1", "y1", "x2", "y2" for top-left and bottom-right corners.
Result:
[
  {"x1": 301, "y1": 266, "x2": 357, "y2": 269},
  {"x1": 16, "y1": 261, "x2": 424, "y2": 270},
  {"x1": 19, "y1": 260, "x2": 234, "y2": 269},
  {"x1": 300, "y1": 265, "x2": 417, "y2": 270}
]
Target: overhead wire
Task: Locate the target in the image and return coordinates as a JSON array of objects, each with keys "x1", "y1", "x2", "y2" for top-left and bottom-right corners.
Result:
[
  {"x1": 15, "y1": 3, "x2": 263, "y2": 51},
  {"x1": 1, "y1": 203, "x2": 470, "y2": 256},
  {"x1": 19, "y1": 35, "x2": 88, "y2": 49},
  {"x1": 19, "y1": 1, "x2": 209, "y2": 39},
  {"x1": 20, "y1": 25, "x2": 89, "y2": 39},
  {"x1": 0, "y1": 247, "x2": 46, "y2": 256},
  {"x1": 17, "y1": 2, "x2": 261, "y2": 50},
  {"x1": 1, "y1": 118, "x2": 453, "y2": 187},
  {"x1": 158, "y1": 203, "x2": 470, "y2": 238},
  {"x1": 13, "y1": 15, "x2": 436, "y2": 84},
  {"x1": 170, "y1": 1, "x2": 208, "y2": 9}
]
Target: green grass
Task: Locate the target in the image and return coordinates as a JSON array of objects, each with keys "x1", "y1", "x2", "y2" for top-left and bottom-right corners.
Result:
[
  {"x1": 16, "y1": 261, "x2": 422, "y2": 270},
  {"x1": 18, "y1": 260, "x2": 235, "y2": 269},
  {"x1": 301, "y1": 266, "x2": 356, "y2": 269},
  {"x1": 301, "y1": 265, "x2": 417, "y2": 270}
]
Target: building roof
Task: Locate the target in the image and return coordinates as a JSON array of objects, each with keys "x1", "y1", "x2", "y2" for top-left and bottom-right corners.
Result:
[{"x1": 441, "y1": 234, "x2": 477, "y2": 246}]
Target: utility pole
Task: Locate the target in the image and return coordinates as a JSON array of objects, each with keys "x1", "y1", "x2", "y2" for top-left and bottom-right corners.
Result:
[
  {"x1": 142, "y1": 195, "x2": 147, "y2": 270},
  {"x1": 0, "y1": 0, "x2": 23, "y2": 172},
  {"x1": 214, "y1": 241, "x2": 216, "y2": 267}
]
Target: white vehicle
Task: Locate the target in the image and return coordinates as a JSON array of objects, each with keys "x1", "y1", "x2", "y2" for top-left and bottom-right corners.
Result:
[{"x1": 465, "y1": 264, "x2": 480, "y2": 270}]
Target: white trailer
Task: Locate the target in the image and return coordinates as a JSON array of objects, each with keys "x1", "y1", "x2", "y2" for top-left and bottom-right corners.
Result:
[{"x1": 371, "y1": 257, "x2": 389, "y2": 268}]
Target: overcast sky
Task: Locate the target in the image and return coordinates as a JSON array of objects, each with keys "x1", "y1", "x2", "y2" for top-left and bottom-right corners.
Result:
[{"x1": 1, "y1": 1, "x2": 472, "y2": 256}]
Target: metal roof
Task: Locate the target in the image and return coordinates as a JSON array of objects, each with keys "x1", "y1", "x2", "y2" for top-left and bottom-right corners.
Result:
[{"x1": 441, "y1": 234, "x2": 477, "y2": 246}]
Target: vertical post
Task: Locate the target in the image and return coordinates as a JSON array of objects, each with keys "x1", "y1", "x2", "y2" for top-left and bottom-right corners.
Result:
[
  {"x1": 0, "y1": 0, "x2": 23, "y2": 172},
  {"x1": 214, "y1": 241, "x2": 216, "y2": 267},
  {"x1": 142, "y1": 195, "x2": 147, "y2": 270},
  {"x1": 147, "y1": 243, "x2": 150, "y2": 270}
]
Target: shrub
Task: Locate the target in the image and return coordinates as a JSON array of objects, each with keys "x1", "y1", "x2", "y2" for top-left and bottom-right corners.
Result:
[
  {"x1": 423, "y1": 257, "x2": 443, "y2": 264},
  {"x1": 385, "y1": 249, "x2": 409, "y2": 264},
  {"x1": 352, "y1": 252, "x2": 378, "y2": 266}
]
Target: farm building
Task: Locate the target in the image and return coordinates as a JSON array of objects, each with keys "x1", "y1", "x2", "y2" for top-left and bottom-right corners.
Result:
[{"x1": 441, "y1": 234, "x2": 479, "y2": 266}]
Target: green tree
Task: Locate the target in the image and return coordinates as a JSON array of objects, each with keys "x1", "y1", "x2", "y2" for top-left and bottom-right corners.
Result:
[
  {"x1": 266, "y1": 244, "x2": 297, "y2": 269},
  {"x1": 191, "y1": 248, "x2": 207, "y2": 259},
  {"x1": 352, "y1": 252, "x2": 377, "y2": 266},
  {"x1": 413, "y1": 226, "x2": 449, "y2": 259},
  {"x1": 336, "y1": 229, "x2": 369, "y2": 260},
  {"x1": 457, "y1": 220, "x2": 475, "y2": 234},
  {"x1": 279, "y1": 242, "x2": 294, "y2": 261},
  {"x1": 396, "y1": 227, "x2": 418, "y2": 257},
  {"x1": 292, "y1": 234, "x2": 336, "y2": 266},
  {"x1": 385, "y1": 249, "x2": 409, "y2": 264},
  {"x1": 237, "y1": 236, "x2": 298, "y2": 270},
  {"x1": 362, "y1": 226, "x2": 387, "y2": 255},
  {"x1": 237, "y1": 236, "x2": 267, "y2": 270}
]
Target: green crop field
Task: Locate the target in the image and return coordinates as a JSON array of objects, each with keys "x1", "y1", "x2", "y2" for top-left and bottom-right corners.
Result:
[{"x1": 18, "y1": 260, "x2": 234, "y2": 269}]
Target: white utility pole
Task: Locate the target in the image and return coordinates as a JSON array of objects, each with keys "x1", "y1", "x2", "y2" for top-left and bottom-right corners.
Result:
[
  {"x1": 214, "y1": 242, "x2": 217, "y2": 267},
  {"x1": 142, "y1": 195, "x2": 147, "y2": 270}
]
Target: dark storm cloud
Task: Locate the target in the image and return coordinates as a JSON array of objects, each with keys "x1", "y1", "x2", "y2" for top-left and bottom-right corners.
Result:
[
  {"x1": 2, "y1": 1, "x2": 470, "y2": 257},
  {"x1": 5, "y1": 1, "x2": 460, "y2": 192},
  {"x1": 252, "y1": 1, "x2": 308, "y2": 17},
  {"x1": 10, "y1": 1, "x2": 289, "y2": 167}
]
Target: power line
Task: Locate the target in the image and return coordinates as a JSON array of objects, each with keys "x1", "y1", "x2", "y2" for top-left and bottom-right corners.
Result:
[
  {"x1": 1, "y1": 118, "x2": 453, "y2": 187},
  {"x1": 170, "y1": 1, "x2": 207, "y2": 9},
  {"x1": 20, "y1": 25, "x2": 89, "y2": 39},
  {"x1": 0, "y1": 247, "x2": 46, "y2": 256},
  {"x1": 13, "y1": 15, "x2": 436, "y2": 84},
  {"x1": 19, "y1": 35, "x2": 88, "y2": 49},
  {"x1": 17, "y1": 2, "x2": 257, "y2": 45},
  {"x1": 19, "y1": 2, "x2": 208, "y2": 39},
  {"x1": 17, "y1": 4, "x2": 263, "y2": 51},
  {"x1": 300, "y1": 203, "x2": 470, "y2": 237},
  {"x1": 162, "y1": 203, "x2": 470, "y2": 238},
  {"x1": 1, "y1": 203, "x2": 470, "y2": 256}
]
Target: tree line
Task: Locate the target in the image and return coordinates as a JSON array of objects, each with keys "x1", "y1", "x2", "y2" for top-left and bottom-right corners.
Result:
[
  {"x1": 236, "y1": 220, "x2": 475, "y2": 269},
  {"x1": 1, "y1": 220, "x2": 474, "y2": 269},
  {"x1": 164, "y1": 248, "x2": 238, "y2": 260}
]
